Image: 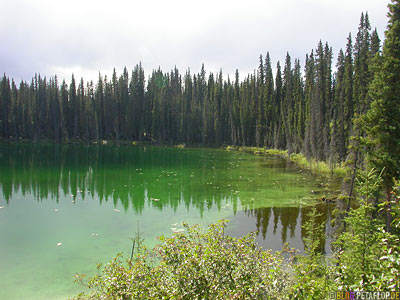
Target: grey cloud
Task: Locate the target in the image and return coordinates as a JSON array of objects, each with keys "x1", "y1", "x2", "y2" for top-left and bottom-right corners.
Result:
[{"x1": 0, "y1": 0, "x2": 389, "y2": 83}]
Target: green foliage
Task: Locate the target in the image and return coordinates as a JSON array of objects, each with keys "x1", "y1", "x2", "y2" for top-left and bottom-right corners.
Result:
[
  {"x1": 391, "y1": 180, "x2": 400, "y2": 232},
  {"x1": 71, "y1": 220, "x2": 294, "y2": 300},
  {"x1": 333, "y1": 168, "x2": 400, "y2": 290},
  {"x1": 290, "y1": 208, "x2": 333, "y2": 300},
  {"x1": 363, "y1": 0, "x2": 400, "y2": 187},
  {"x1": 361, "y1": 0, "x2": 400, "y2": 233},
  {"x1": 289, "y1": 153, "x2": 348, "y2": 177}
]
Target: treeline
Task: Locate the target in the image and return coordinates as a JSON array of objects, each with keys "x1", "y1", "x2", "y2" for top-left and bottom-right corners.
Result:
[{"x1": 0, "y1": 13, "x2": 380, "y2": 165}]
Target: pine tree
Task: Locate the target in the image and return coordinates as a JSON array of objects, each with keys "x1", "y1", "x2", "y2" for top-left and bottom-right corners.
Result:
[
  {"x1": 363, "y1": 0, "x2": 400, "y2": 232},
  {"x1": 303, "y1": 51, "x2": 322, "y2": 161},
  {"x1": 293, "y1": 59, "x2": 304, "y2": 153},
  {"x1": 274, "y1": 62, "x2": 283, "y2": 149},
  {"x1": 0, "y1": 75, "x2": 11, "y2": 138},
  {"x1": 119, "y1": 67, "x2": 129, "y2": 139},
  {"x1": 95, "y1": 73, "x2": 105, "y2": 140},
  {"x1": 354, "y1": 12, "x2": 372, "y2": 116},
  {"x1": 312, "y1": 41, "x2": 333, "y2": 161},
  {"x1": 282, "y1": 53, "x2": 292, "y2": 153},
  {"x1": 370, "y1": 28, "x2": 381, "y2": 57},
  {"x1": 222, "y1": 78, "x2": 233, "y2": 144},
  {"x1": 333, "y1": 49, "x2": 347, "y2": 162},
  {"x1": 48, "y1": 76, "x2": 61, "y2": 141},
  {"x1": 10, "y1": 79, "x2": 19, "y2": 138},
  {"x1": 70, "y1": 75, "x2": 78, "y2": 138},
  {"x1": 256, "y1": 55, "x2": 265, "y2": 147},
  {"x1": 78, "y1": 78, "x2": 85, "y2": 139},
  {"x1": 214, "y1": 70, "x2": 223, "y2": 144},
  {"x1": 231, "y1": 69, "x2": 241, "y2": 145},
  {"x1": 264, "y1": 52, "x2": 274, "y2": 148},
  {"x1": 112, "y1": 68, "x2": 120, "y2": 140},
  {"x1": 343, "y1": 34, "x2": 354, "y2": 159},
  {"x1": 36, "y1": 75, "x2": 48, "y2": 139},
  {"x1": 60, "y1": 80, "x2": 69, "y2": 140}
]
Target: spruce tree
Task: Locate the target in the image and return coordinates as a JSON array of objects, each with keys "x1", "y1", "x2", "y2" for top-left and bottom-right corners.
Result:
[
  {"x1": 231, "y1": 69, "x2": 241, "y2": 145},
  {"x1": 293, "y1": 59, "x2": 304, "y2": 153},
  {"x1": 256, "y1": 55, "x2": 265, "y2": 147},
  {"x1": 0, "y1": 75, "x2": 11, "y2": 138},
  {"x1": 70, "y1": 75, "x2": 78, "y2": 138},
  {"x1": 60, "y1": 80, "x2": 69, "y2": 140},
  {"x1": 264, "y1": 52, "x2": 274, "y2": 148},
  {"x1": 282, "y1": 53, "x2": 292, "y2": 153},
  {"x1": 370, "y1": 28, "x2": 381, "y2": 57},
  {"x1": 343, "y1": 34, "x2": 354, "y2": 159},
  {"x1": 303, "y1": 52, "x2": 315, "y2": 161},
  {"x1": 95, "y1": 74, "x2": 105, "y2": 140},
  {"x1": 333, "y1": 49, "x2": 347, "y2": 162},
  {"x1": 274, "y1": 62, "x2": 283, "y2": 149},
  {"x1": 363, "y1": 0, "x2": 400, "y2": 232}
]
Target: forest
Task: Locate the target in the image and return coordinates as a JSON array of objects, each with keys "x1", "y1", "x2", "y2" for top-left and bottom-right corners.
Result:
[
  {"x1": 2, "y1": 2, "x2": 400, "y2": 232},
  {"x1": 1, "y1": 0, "x2": 400, "y2": 298},
  {"x1": 0, "y1": 12, "x2": 382, "y2": 167}
]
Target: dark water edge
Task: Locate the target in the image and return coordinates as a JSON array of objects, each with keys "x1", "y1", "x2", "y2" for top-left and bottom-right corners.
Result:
[{"x1": 226, "y1": 203, "x2": 336, "y2": 254}]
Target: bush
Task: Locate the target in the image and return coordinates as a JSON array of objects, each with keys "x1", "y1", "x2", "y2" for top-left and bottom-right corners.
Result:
[
  {"x1": 332, "y1": 168, "x2": 400, "y2": 291},
  {"x1": 71, "y1": 220, "x2": 294, "y2": 300},
  {"x1": 290, "y1": 208, "x2": 334, "y2": 300}
]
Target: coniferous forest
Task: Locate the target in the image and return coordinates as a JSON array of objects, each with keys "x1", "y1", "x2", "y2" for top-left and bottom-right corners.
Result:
[
  {"x1": 0, "y1": 12, "x2": 382, "y2": 167},
  {"x1": 2, "y1": 1, "x2": 400, "y2": 298}
]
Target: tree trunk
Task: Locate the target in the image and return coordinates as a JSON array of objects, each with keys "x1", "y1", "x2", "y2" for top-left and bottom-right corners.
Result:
[
  {"x1": 344, "y1": 149, "x2": 358, "y2": 231},
  {"x1": 386, "y1": 186, "x2": 392, "y2": 233}
]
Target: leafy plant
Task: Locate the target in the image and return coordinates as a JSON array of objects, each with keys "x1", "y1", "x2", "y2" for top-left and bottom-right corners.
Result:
[
  {"x1": 71, "y1": 220, "x2": 294, "y2": 300},
  {"x1": 333, "y1": 168, "x2": 400, "y2": 291},
  {"x1": 290, "y1": 207, "x2": 334, "y2": 299}
]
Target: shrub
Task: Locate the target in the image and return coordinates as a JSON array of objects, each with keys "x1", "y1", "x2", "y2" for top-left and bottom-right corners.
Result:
[
  {"x1": 332, "y1": 168, "x2": 400, "y2": 291},
  {"x1": 290, "y1": 208, "x2": 334, "y2": 299},
  {"x1": 71, "y1": 220, "x2": 294, "y2": 300}
]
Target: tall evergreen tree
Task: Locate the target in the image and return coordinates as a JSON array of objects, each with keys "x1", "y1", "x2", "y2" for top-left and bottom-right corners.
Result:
[
  {"x1": 273, "y1": 62, "x2": 283, "y2": 149},
  {"x1": 363, "y1": 0, "x2": 400, "y2": 231},
  {"x1": 70, "y1": 75, "x2": 78, "y2": 138},
  {"x1": 231, "y1": 69, "x2": 241, "y2": 145},
  {"x1": 264, "y1": 52, "x2": 274, "y2": 148},
  {"x1": 293, "y1": 59, "x2": 304, "y2": 153},
  {"x1": 256, "y1": 55, "x2": 265, "y2": 147},
  {"x1": 282, "y1": 53, "x2": 292, "y2": 153},
  {"x1": 332, "y1": 49, "x2": 347, "y2": 162},
  {"x1": 354, "y1": 12, "x2": 372, "y2": 116},
  {"x1": 343, "y1": 34, "x2": 354, "y2": 159},
  {"x1": 0, "y1": 75, "x2": 11, "y2": 138}
]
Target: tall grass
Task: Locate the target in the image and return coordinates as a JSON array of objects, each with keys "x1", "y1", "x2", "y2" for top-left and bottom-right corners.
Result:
[{"x1": 229, "y1": 146, "x2": 348, "y2": 178}]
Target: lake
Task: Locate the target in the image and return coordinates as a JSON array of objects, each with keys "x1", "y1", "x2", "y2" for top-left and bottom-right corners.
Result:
[{"x1": 0, "y1": 143, "x2": 336, "y2": 300}]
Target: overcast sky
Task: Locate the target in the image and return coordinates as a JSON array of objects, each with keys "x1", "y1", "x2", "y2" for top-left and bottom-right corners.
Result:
[{"x1": 0, "y1": 0, "x2": 389, "y2": 83}]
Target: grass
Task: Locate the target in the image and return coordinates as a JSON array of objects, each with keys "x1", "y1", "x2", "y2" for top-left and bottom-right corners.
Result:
[
  {"x1": 174, "y1": 144, "x2": 186, "y2": 149},
  {"x1": 227, "y1": 146, "x2": 349, "y2": 178}
]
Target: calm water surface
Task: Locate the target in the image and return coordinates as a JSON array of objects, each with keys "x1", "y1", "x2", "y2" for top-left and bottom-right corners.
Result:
[{"x1": 0, "y1": 144, "x2": 336, "y2": 300}]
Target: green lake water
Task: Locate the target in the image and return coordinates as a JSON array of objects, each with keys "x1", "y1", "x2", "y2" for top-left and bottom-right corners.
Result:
[{"x1": 0, "y1": 144, "x2": 336, "y2": 300}]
